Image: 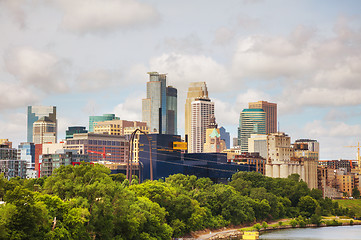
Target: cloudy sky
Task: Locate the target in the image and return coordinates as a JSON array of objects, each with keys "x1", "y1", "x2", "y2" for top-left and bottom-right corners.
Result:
[{"x1": 1, "y1": 0, "x2": 361, "y2": 159}]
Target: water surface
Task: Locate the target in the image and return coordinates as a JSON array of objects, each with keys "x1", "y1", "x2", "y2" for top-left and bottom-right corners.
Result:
[{"x1": 259, "y1": 225, "x2": 361, "y2": 240}]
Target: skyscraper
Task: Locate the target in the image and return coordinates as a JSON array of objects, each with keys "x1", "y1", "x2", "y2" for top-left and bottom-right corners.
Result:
[
  {"x1": 248, "y1": 101, "x2": 277, "y2": 134},
  {"x1": 142, "y1": 72, "x2": 177, "y2": 134},
  {"x1": 238, "y1": 109, "x2": 266, "y2": 152},
  {"x1": 33, "y1": 117, "x2": 57, "y2": 144},
  {"x1": 189, "y1": 98, "x2": 214, "y2": 153},
  {"x1": 27, "y1": 106, "x2": 56, "y2": 143},
  {"x1": 185, "y1": 82, "x2": 208, "y2": 142}
]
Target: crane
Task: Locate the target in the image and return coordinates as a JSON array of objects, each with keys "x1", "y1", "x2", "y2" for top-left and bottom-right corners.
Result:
[
  {"x1": 344, "y1": 142, "x2": 361, "y2": 171},
  {"x1": 87, "y1": 147, "x2": 111, "y2": 161}
]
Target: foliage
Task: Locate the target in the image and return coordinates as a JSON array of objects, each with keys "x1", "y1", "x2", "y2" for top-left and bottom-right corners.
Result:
[{"x1": 0, "y1": 167, "x2": 355, "y2": 239}]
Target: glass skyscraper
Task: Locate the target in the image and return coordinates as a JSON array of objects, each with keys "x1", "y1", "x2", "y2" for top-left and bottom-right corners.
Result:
[
  {"x1": 27, "y1": 106, "x2": 57, "y2": 143},
  {"x1": 142, "y1": 72, "x2": 177, "y2": 135},
  {"x1": 238, "y1": 109, "x2": 266, "y2": 153}
]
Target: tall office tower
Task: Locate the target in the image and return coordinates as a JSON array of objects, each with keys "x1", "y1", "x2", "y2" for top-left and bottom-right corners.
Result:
[
  {"x1": 33, "y1": 117, "x2": 57, "y2": 144},
  {"x1": 142, "y1": 72, "x2": 177, "y2": 134},
  {"x1": 27, "y1": 106, "x2": 56, "y2": 142},
  {"x1": 185, "y1": 82, "x2": 208, "y2": 142},
  {"x1": 166, "y1": 86, "x2": 177, "y2": 135},
  {"x1": 89, "y1": 114, "x2": 119, "y2": 132},
  {"x1": 189, "y1": 98, "x2": 214, "y2": 153},
  {"x1": 238, "y1": 109, "x2": 266, "y2": 153},
  {"x1": 219, "y1": 126, "x2": 230, "y2": 149},
  {"x1": 249, "y1": 101, "x2": 277, "y2": 134}
]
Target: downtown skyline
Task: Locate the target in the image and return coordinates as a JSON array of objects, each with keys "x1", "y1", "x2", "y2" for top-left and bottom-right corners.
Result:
[{"x1": 1, "y1": 0, "x2": 361, "y2": 159}]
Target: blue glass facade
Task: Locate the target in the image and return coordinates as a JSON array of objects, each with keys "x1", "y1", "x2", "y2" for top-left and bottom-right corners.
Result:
[
  {"x1": 138, "y1": 134, "x2": 252, "y2": 182},
  {"x1": 219, "y1": 126, "x2": 230, "y2": 149}
]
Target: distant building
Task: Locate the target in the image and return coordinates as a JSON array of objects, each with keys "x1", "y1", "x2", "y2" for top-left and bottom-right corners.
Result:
[
  {"x1": 0, "y1": 144, "x2": 26, "y2": 179},
  {"x1": 65, "y1": 133, "x2": 129, "y2": 163},
  {"x1": 265, "y1": 132, "x2": 318, "y2": 189},
  {"x1": 66, "y1": 126, "x2": 88, "y2": 139},
  {"x1": 27, "y1": 106, "x2": 56, "y2": 143},
  {"x1": 93, "y1": 120, "x2": 147, "y2": 136},
  {"x1": 40, "y1": 149, "x2": 89, "y2": 177},
  {"x1": 185, "y1": 82, "x2": 208, "y2": 142},
  {"x1": 248, "y1": 134, "x2": 268, "y2": 159},
  {"x1": 0, "y1": 139, "x2": 12, "y2": 148},
  {"x1": 33, "y1": 117, "x2": 57, "y2": 144},
  {"x1": 248, "y1": 101, "x2": 277, "y2": 134},
  {"x1": 136, "y1": 133, "x2": 251, "y2": 182},
  {"x1": 89, "y1": 114, "x2": 119, "y2": 133},
  {"x1": 293, "y1": 139, "x2": 320, "y2": 160},
  {"x1": 142, "y1": 72, "x2": 177, "y2": 135},
  {"x1": 238, "y1": 109, "x2": 266, "y2": 153},
  {"x1": 18, "y1": 142, "x2": 35, "y2": 170},
  {"x1": 219, "y1": 127, "x2": 230, "y2": 149},
  {"x1": 231, "y1": 152, "x2": 266, "y2": 175},
  {"x1": 138, "y1": 134, "x2": 183, "y2": 181},
  {"x1": 189, "y1": 98, "x2": 214, "y2": 153},
  {"x1": 203, "y1": 118, "x2": 226, "y2": 153}
]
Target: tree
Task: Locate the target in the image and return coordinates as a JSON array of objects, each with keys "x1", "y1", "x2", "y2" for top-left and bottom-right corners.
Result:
[
  {"x1": 352, "y1": 187, "x2": 360, "y2": 199},
  {"x1": 298, "y1": 196, "x2": 319, "y2": 218}
]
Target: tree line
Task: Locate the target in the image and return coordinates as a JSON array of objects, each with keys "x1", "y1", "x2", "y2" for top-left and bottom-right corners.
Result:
[{"x1": 0, "y1": 163, "x2": 354, "y2": 239}]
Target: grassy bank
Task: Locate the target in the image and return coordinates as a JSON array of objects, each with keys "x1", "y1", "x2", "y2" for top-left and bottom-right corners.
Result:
[
  {"x1": 335, "y1": 199, "x2": 361, "y2": 218},
  {"x1": 240, "y1": 217, "x2": 361, "y2": 232}
]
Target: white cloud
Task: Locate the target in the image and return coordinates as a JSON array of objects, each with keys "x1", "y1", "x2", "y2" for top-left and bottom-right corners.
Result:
[
  {"x1": 113, "y1": 92, "x2": 145, "y2": 121},
  {"x1": 304, "y1": 120, "x2": 361, "y2": 138},
  {"x1": 213, "y1": 27, "x2": 235, "y2": 45},
  {"x1": 163, "y1": 34, "x2": 204, "y2": 54},
  {"x1": 0, "y1": 112, "x2": 27, "y2": 146},
  {"x1": 75, "y1": 68, "x2": 123, "y2": 91},
  {"x1": 4, "y1": 47, "x2": 70, "y2": 93},
  {"x1": 149, "y1": 52, "x2": 233, "y2": 93},
  {"x1": 0, "y1": 0, "x2": 27, "y2": 28},
  {"x1": 213, "y1": 98, "x2": 239, "y2": 126},
  {"x1": 53, "y1": 0, "x2": 160, "y2": 34},
  {"x1": 0, "y1": 82, "x2": 40, "y2": 110}
]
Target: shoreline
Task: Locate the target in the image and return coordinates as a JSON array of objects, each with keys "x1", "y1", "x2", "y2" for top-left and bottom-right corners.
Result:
[{"x1": 190, "y1": 219, "x2": 361, "y2": 240}]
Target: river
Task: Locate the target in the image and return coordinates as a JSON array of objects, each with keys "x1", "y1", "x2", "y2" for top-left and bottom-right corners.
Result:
[{"x1": 259, "y1": 225, "x2": 361, "y2": 240}]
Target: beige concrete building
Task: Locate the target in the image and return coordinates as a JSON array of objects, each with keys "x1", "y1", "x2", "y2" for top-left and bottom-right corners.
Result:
[
  {"x1": 189, "y1": 98, "x2": 214, "y2": 153},
  {"x1": 249, "y1": 101, "x2": 277, "y2": 134},
  {"x1": 265, "y1": 132, "x2": 318, "y2": 189},
  {"x1": 33, "y1": 117, "x2": 57, "y2": 144},
  {"x1": 185, "y1": 82, "x2": 208, "y2": 142},
  {"x1": 93, "y1": 120, "x2": 148, "y2": 136},
  {"x1": 248, "y1": 134, "x2": 268, "y2": 159},
  {"x1": 203, "y1": 128, "x2": 226, "y2": 153}
]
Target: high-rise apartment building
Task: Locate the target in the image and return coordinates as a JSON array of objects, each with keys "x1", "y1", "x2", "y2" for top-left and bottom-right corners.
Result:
[
  {"x1": 27, "y1": 106, "x2": 57, "y2": 143},
  {"x1": 33, "y1": 117, "x2": 57, "y2": 144},
  {"x1": 0, "y1": 144, "x2": 27, "y2": 179},
  {"x1": 219, "y1": 127, "x2": 230, "y2": 149},
  {"x1": 238, "y1": 109, "x2": 266, "y2": 153},
  {"x1": 185, "y1": 82, "x2": 208, "y2": 142},
  {"x1": 89, "y1": 114, "x2": 119, "y2": 132},
  {"x1": 142, "y1": 72, "x2": 177, "y2": 134},
  {"x1": 249, "y1": 101, "x2": 277, "y2": 134},
  {"x1": 18, "y1": 142, "x2": 35, "y2": 170},
  {"x1": 189, "y1": 98, "x2": 214, "y2": 153}
]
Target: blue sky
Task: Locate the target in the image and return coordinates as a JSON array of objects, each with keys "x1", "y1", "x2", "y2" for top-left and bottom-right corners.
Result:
[{"x1": 1, "y1": 0, "x2": 361, "y2": 159}]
